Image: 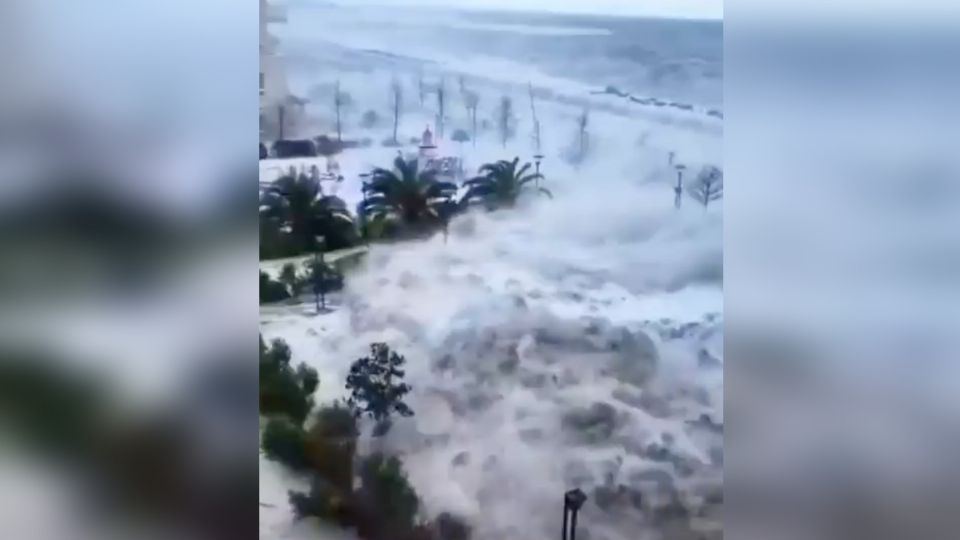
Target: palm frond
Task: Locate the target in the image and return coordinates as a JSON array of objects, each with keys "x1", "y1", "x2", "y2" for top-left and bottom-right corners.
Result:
[
  {"x1": 516, "y1": 162, "x2": 532, "y2": 178},
  {"x1": 427, "y1": 181, "x2": 458, "y2": 197},
  {"x1": 517, "y1": 173, "x2": 542, "y2": 187}
]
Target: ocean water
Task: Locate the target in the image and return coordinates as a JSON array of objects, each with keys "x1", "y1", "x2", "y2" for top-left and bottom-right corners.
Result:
[{"x1": 279, "y1": 4, "x2": 723, "y2": 111}]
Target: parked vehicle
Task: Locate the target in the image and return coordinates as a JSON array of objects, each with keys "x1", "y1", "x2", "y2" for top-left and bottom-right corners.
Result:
[
  {"x1": 272, "y1": 139, "x2": 318, "y2": 158},
  {"x1": 260, "y1": 143, "x2": 268, "y2": 160}
]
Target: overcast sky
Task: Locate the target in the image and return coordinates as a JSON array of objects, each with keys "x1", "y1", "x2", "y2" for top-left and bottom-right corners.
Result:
[{"x1": 341, "y1": 0, "x2": 723, "y2": 20}]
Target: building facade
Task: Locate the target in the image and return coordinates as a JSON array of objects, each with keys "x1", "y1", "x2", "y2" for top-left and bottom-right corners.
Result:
[{"x1": 259, "y1": 0, "x2": 304, "y2": 142}]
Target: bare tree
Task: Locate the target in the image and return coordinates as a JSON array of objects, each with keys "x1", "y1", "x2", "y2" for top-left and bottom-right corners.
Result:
[
  {"x1": 528, "y1": 83, "x2": 541, "y2": 154},
  {"x1": 464, "y1": 91, "x2": 479, "y2": 147},
  {"x1": 576, "y1": 107, "x2": 590, "y2": 162},
  {"x1": 390, "y1": 78, "x2": 403, "y2": 144},
  {"x1": 417, "y1": 71, "x2": 426, "y2": 107},
  {"x1": 435, "y1": 78, "x2": 447, "y2": 139},
  {"x1": 333, "y1": 81, "x2": 353, "y2": 143},
  {"x1": 497, "y1": 95, "x2": 515, "y2": 148},
  {"x1": 687, "y1": 165, "x2": 724, "y2": 208}
]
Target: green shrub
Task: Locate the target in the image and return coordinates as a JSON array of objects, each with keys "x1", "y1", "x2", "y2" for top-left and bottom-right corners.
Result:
[
  {"x1": 305, "y1": 402, "x2": 358, "y2": 493},
  {"x1": 260, "y1": 271, "x2": 291, "y2": 304},
  {"x1": 433, "y1": 513, "x2": 472, "y2": 540},
  {"x1": 356, "y1": 453, "x2": 421, "y2": 533},
  {"x1": 361, "y1": 110, "x2": 380, "y2": 128},
  {"x1": 262, "y1": 417, "x2": 308, "y2": 470},
  {"x1": 289, "y1": 476, "x2": 356, "y2": 526},
  {"x1": 346, "y1": 344, "x2": 414, "y2": 434},
  {"x1": 259, "y1": 336, "x2": 318, "y2": 423},
  {"x1": 279, "y1": 263, "x2": 302, "y2": 297}
]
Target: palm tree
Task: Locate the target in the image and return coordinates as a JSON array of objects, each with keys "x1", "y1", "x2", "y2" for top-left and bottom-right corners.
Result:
[
  {"x1": 360, "y1": 157, "x2": 458, "y2": 237},
  {"x1": 460, "y1": 157, "x2": 550, "y2": 209},
  {"x1": 261, "y1": 172, "x2": 356, "y2": 253}
]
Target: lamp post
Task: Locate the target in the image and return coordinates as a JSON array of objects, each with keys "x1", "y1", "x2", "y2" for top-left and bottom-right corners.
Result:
[
  {"x1": 312, "y1": 235, "x2": 326, "y2": 313},
  {"x1": 534, "y1": 153, "x2": 544, "y2": 189},
  {"x1": 359, "y1": 172, "x2": 371, "y2": 245},
  {"x1": 674, "y1": 164, "x2": 686, "y2": 209},
  {"x1": 562, "y1": 488, "x2": 587, "y2": 540}
]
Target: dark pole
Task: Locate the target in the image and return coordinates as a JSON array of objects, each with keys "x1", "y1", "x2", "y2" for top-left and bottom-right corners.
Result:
[
  {"x1": 319, "y1": 247, "x2": 327, "y2": 311},
  {"x1": 359, "y1": 173, "x2": 371, "y2": 245},
  {"x1": 674, "y1": 165, "x2": 686, "y2": 209},
  {"x1": 561, "y1": 502, "x2": 569, "y2": 540},
  {"x1": 312, "y1": 251, "x2": 321, "y2": 313},
  {"x1": 534, "y1": 153, "x2": 544, "y2": 189},
  {"x1": 562, "y1": 489, "x2": 587, "y2": 540},
  {"x1": 313, "y1": 236, "x2": 326, "y2": 313}
]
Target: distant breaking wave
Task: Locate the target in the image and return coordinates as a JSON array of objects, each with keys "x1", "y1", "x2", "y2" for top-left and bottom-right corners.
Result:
[{"x1": 591, "y1": 85, "x2": 724, "y2": 119}]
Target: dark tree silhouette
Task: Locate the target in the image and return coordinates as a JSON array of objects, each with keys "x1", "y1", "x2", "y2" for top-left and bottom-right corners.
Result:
[
  {"x1": 464, "y1": 91, "x2": 480, "y2": 147},
  {"x1": 260, "y1": 172, "x2": 356, "y2": 253},
  {"x1": 435, "y1": 78, "x2": 447, "y2": 139},
  {"x1": 451, "y1": 128, "x2": 470, "y2": 147},
  {"x1": 359, "y1": 157, "x2": 458, "y2": 236},
  {"x1": 390, "y1": 78, "x2": 403, "y2": 144},
  {"x1": 305, "y1": 256, "x2": 342, "y2": 312},
  {"x1": 497, "y1": 96, "x2": 515, "y2": 148},
  {"x1": 345, "y1": 343, "x2": 413, "y2": 434},
  {"x1": 361, "y1": 110, "x2": 380, "y2": 129},
  {"x1": 461, "y1": 157, "x2": 549, "y2": 209},
  {"x1": 260, "y1": 271, "x2": 291, "y2": 304},
  {"x1": 574, "y1": 107, "x2": 590, "y2": 165},
  {"x1": 334, "y1": 81, "x2": 353, "y2": 143},
  {"x1": 687, "y1": 165, "x2": 723, "y2": 208},
  {"x1": 259, "y1": 336, "x2": 319, "y2": 423},
  {"x1": 417, "y1": 71, "x2": 426, "y2": 107},
  {"x1": 279, "y1": 263, "x2": 302, "y2": 297}
]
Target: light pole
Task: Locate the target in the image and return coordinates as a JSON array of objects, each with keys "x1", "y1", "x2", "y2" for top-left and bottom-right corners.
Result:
[
  {"x1": 674, "y1": 164, "x2": 686, "y2": 209},
  {"x1": 534, "y1": 153, "x2": 544, "y2": 189},
  {"x1": 312, "y1": 235, "x2": 326, "y2": 313},
  {"x1": 359, "y1": 172, "x2": 371, "y2": 245},
  {"x1": 562, "y1": 488, "x2": 587, "y2": 540}
]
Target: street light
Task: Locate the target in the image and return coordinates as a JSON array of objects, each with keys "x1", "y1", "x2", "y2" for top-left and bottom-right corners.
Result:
[
  {"x1": 562, "y1": 488, "x2": 587, "y2": 540},
  {"x1": 533, "y1": 153, "x2": 544, "y2": 189},
  {"x1": 359, "y1": 172, "x2": 371, "y2": 245},
  {"x1": 674, "y1": 164, "x2": 687, "y2": 209},
  {"x1": 312, "y1": 235, "x2": 327, "y2": 313}
]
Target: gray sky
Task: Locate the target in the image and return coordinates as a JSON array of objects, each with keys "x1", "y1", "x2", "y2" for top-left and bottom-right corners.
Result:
[{"x1": 343, "y1": 0, "x2": 723, "y2": 20}]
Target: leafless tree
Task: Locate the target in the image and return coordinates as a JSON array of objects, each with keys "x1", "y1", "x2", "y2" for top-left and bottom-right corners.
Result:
[
  {"x1": 464, "y1": 91, "x2": 480, "y2": 147},
  {"x1": 687, "y1": 165, "x2": 724, "y2": 208},
  {"x1": 529, "y1": 83, "x2": 542, "y2": 154},
  {"x1": 390, "y1": 78, "x2": 403, "y2": 144},
  {"x1": 417, "y1": 71, "x2": 426, "y2": 107},
  {"x1": 435, "y1": 78, "x2": 447, "y2": 139},
  {"x1": 497, "y1": 95, "x2": 515, "y2": 148},
  {"x1": 333, "y1": 81, "x2": 353, "y2": 143},
  {"x1": 576, "y1": 107, "x2": 590, "y2": 161}
]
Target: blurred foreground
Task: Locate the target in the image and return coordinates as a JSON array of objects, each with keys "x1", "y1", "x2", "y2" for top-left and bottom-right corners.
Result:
[{"x1": 0, "y1": 1, "x2": 258, "y2": 539}]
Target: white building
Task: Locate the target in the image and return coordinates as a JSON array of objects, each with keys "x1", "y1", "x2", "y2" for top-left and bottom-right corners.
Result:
[{"x1": 260, "y1": 0, "x2": 304, "y2": 142}]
